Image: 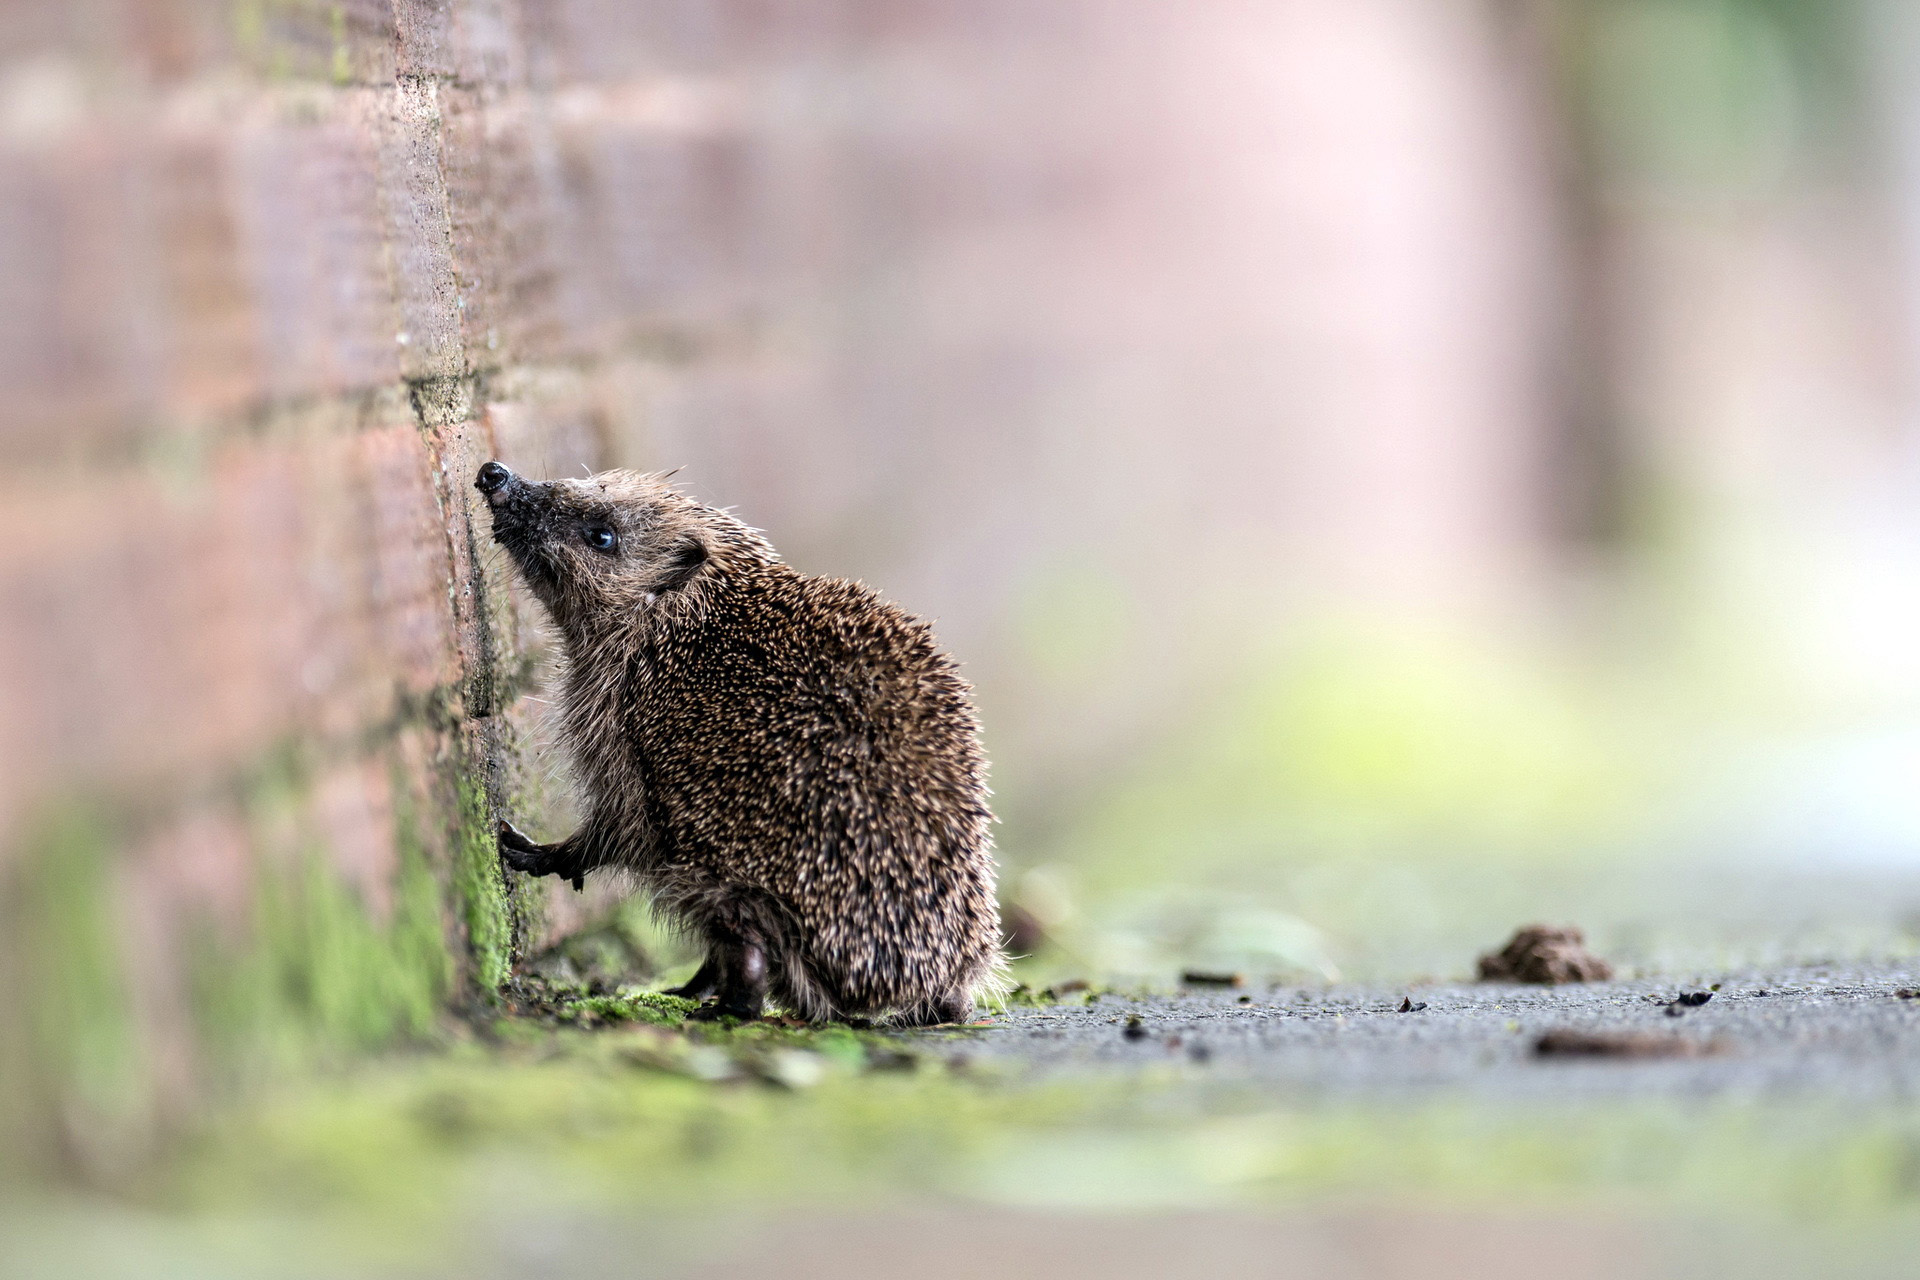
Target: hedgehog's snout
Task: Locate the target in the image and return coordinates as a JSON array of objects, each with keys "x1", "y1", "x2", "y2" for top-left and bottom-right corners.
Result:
[{"x1": 476, "y1": 460, "x2": 516, "y2": 503}]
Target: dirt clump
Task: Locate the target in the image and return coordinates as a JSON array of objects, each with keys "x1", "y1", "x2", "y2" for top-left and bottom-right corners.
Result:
[
  {"x1": 1534, "y1": 1029, "x2": 1721, "y2": 1059},
  {"x1": 1180, "y1": 970, "x2": 1244, "y2": 987},
  {"x1": 1477, "y1": 925, "x2": 1614, "y2": 985}
]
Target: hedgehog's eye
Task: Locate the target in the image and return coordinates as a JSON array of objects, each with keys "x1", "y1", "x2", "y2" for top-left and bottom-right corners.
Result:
[{"x1": 582, "y1": 524, "x2": 617, "y2": 553}]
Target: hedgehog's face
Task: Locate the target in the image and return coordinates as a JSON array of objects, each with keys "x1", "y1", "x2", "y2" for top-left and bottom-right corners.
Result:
[{"x1": 475, "y1": 462, "x2": 709, "y2": 629}]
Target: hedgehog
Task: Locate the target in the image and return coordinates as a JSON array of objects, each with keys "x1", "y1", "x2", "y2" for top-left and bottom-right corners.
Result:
[{"x1": 475, "y1": 460, "x2": 1005, "y2": 1026}]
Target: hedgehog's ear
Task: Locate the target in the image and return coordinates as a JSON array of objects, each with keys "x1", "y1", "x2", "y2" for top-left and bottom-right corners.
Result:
[{"x1": 655, "y1": 536, "x2": 709, "y2": 591}]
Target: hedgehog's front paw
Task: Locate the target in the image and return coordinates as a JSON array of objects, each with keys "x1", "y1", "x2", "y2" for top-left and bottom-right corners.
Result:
[
  {"x1": 496, "y1": 819, "x2": 544, "y2": 869},
  {"x1": 497, "y1": 821, "x2": 585, "y2": 891}
]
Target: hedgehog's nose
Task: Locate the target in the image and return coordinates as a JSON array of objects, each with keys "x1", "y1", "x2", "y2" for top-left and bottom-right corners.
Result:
[{"x1": 476, "y1": 461, "x2": 513, "y2": 495}]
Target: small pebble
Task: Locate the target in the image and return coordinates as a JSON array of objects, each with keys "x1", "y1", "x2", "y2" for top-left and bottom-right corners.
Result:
[{"x1": 1122, "y1": 1014, "x2": 1148, "y2": 1041}]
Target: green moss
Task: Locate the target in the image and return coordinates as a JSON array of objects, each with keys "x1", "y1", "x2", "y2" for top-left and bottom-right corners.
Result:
[
  {"x1": 499, "y1": 975, "x2": 697, "y2": 1028},
  {"x1": 144, "y1": 1043, "x2": 1920, "y2": 1245},
  {"x1": 4, "y1": 809, "x2": 146, "y2": 1165},
  {"x1": 328, "y1": 5, "x2": 350, "y2": 85},
  {"x1": 186, "y1": 773, "x2": 454, "y2": 1078},
  {"x1": 451, "y1": 778, "x2": 512, "y2": 999},
  {"x1": 572, "y1": 989, "x2": 698, "y2": 1024}
]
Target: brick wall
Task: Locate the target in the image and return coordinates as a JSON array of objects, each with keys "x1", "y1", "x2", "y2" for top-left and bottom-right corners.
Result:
[{"x1": 0, "y1": 0, "x2": 816, "y2": 1172}]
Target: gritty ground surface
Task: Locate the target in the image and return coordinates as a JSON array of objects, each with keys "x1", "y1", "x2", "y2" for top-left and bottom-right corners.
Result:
[
  {"x1": 965, "y1": 962, "x2": 1920, "y2": 1101},
  {"x1": 9, "y1": 961, "x2": 1920, "y2": 1280}
]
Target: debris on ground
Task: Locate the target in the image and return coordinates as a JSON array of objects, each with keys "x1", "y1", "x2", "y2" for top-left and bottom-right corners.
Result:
[
  {"x1": 522, "y1": 921, "x2": 654, "y2": 993},
  {"x1": 1653, "y1": 990, "x2": 1715, "y2": 1017},
  {"x1": 1123, "y1": 1014, "x2": 1148, "y2": 1041},
  {"x1": 1533, "y1": 1029, "x2": 1721, "y2": 1059},
  {"x1": 499, "y1": 974, "x2": 695, "y2": 1028},
  {"x1": 1896, "y1": 988, "x2": 1917, "y2": 1000},
  {"x1": 1397, "y1": 996, "x2": 1429, "y2": 1013},
  {"x1": 1477, "y1": 925, "x2": 1614, "y2": 985},
  {"x1": 1180, "y1": 970, "x2": 1245, "y2": 987}
]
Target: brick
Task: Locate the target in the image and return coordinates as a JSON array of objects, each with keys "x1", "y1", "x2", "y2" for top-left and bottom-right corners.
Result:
[
  {"x1": 17, "y1": 0, "x2": 390, "y2": 90},
  {"x1": 380, "y1": 77, "x2": 467, "y2": 383},
  {"x1": 555, "y1": 119, "x2": 750, "y2": 340},
  {"x1": 148, "y1": 131, "x2": 264, "y2": 418},
  {"x1": 578, "y1": 354, "x2": 668, "y2": 472},
  {"x1": 127, "y1": 805, "x2": 257, "y2": 941},
  {"x1": 448, "y1": 0, "x2": 524, "y2": 87},
  {"x1": 0, "y1": 428, "x2": 459, "y2": 827},
  {"x1": 438, "y1": 87, "x2": 568, "y2": 369},
  {"x1": 233, "y1": 88, "x2": 404, "y2": 402},
  {"x1": 0, "y1": 132, "x2": 148, "y2": 457},
  {"x1": 483, "y1": 367, "x2": 611, "y2": 481},
  {"x1": 233, "y1": 0, "x2": 397, "y2": 86},
  {"x1": 118, "y1": 0, "x2": 242, "y2": 86},
  {"x1": 309, "y1": 759, "x2": 399, "y2": 918},
  {"x1": 532, "y1": 0, "x2": 743, "y2": 84},
  {"x1": 117, "y1": 802, "x2": 257, "y2": 1106},
  {"x1": 389, "y1": 0, "x2": 518, "y2": 86},
  {"x1": 392, "y1": 0, "x2": 458, "y2": 80},
  {"x1": 357, "y1": 422, "x2": 462, "y2": 696}
]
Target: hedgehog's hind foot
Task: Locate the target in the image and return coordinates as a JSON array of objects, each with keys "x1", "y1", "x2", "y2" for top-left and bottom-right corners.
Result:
[
  {"x1": 686, "y1": 941, "x2": 766, "y2": 1022},
  {"x1": 664, "y1": 955, "x2": 721, "y2": 1001},
  {"x1": 894, "y1": 990, "x2": 976, "y2": 1028}
]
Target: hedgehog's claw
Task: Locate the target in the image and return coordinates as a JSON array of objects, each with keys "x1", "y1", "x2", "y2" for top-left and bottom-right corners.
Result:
[{"x1": 497, "y1": 820, "x2": 587, "y2": 891}]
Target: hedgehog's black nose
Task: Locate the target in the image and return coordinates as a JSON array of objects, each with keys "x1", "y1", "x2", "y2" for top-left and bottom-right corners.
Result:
[{"x1": 476, "y1": 461, "x2": 513, "y2": 495}]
